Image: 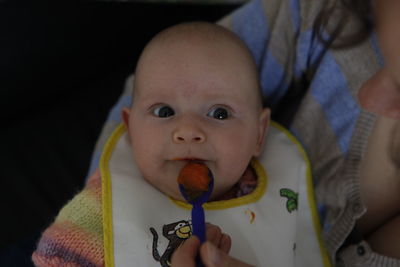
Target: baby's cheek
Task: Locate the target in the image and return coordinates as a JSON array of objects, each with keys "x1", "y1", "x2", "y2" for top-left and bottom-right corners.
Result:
[
  {"x1": 217, "y1": 159, "x2": 247, "y2": 185},
  {"x1": 221, "y1": 139, "x2": 256, "y2": 163}
]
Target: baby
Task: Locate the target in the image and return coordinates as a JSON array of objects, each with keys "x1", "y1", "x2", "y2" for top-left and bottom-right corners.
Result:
[
  {"x1": 33, "y1": 22, "x2": 328, "y2": 267},
  {"x1": 121, "y1": 21, "x2": 269, "y2": 202}
]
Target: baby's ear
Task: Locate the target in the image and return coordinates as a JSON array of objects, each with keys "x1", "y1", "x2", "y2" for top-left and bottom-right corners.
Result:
[
  {"x1": 121, "y1": 107, "x2": 131, "y2": 130},
  {"x1": 254, "y1": 108, "x2": 270, "y2": 156}
]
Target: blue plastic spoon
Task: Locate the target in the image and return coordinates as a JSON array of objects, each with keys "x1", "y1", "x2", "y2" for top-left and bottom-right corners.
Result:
[{"x1": 178, "y1": 161, "x2": 214, "y2": 244}]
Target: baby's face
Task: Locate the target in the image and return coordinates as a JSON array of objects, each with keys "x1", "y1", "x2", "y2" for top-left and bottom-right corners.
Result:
[{"x1": 123, "y1": 38, "x2": 269, "y2": 201}]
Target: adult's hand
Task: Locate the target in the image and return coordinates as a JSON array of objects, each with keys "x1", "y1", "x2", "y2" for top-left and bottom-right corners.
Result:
[{"x1": 171, "y1": 224, "x2": 254, "y2": 267}]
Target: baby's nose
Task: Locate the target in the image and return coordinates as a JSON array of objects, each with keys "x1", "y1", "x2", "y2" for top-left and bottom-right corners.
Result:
[{"x1": 172, "y1": 126, "x2": 206, "y2": 144}]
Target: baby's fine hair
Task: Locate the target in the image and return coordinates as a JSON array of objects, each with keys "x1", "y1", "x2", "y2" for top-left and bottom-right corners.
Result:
[{"x1": 133, "y1": 21, "x2": 264, "y2": 108}]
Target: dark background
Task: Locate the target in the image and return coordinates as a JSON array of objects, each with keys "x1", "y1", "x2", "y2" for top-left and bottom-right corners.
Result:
[{"x1": 0, "y1": 2, "x2": 239, "y2": 266}]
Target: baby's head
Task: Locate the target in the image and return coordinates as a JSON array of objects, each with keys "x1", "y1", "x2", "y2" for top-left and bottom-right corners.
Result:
[{"x1": 122, "y1": 22, "x2": 270, "y2": 201}]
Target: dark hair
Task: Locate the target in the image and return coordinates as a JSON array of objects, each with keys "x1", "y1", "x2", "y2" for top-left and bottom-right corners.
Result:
[{"x1": 314, "y1": 0, "x2": 373, "y2": 49}]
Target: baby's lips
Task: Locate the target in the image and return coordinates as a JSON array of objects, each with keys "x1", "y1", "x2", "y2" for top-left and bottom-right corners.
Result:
[
  {"x1": 171, "y1": 158, "x2": 213, "y2": 176},
  {"x1": 172, "y1": 157, "x2": 206, "y2": 162}
]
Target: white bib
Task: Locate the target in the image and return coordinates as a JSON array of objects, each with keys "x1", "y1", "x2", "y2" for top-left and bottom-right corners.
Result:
[{"x1": 100, "y1": 122, "x2": 331, "y2": 267}]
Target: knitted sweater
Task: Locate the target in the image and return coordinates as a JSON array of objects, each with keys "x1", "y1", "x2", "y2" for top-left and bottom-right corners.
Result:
[{"x1": 32, "y1": 170, "x2": 104, "y2": 267}]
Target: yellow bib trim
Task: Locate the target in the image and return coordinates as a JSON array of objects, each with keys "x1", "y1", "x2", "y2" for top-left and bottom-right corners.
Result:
[
  {"x1": 101, "y1": 124, "x2": 126, "y2": 267},
  {"x1": 270, "y1": 121, "x2": 331, "y2": 267}
]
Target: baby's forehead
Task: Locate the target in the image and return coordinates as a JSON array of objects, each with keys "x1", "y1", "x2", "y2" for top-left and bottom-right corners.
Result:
[
  {"x1": 143, "y1": 22, "x2": 252, "y2": 62},
  {"x1": 133, "y1": 22, "x2": 262, "y2": 106}
]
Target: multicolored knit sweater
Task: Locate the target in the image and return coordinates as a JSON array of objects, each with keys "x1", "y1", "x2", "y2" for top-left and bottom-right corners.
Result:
[{"x1": 32, "y1": 170, "x2": 104, "y2": 267}]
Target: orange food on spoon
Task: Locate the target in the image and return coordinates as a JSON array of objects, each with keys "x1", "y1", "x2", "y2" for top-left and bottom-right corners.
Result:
[{"x1": 178, "y1": 162, "x2": 211, "y2": 199}]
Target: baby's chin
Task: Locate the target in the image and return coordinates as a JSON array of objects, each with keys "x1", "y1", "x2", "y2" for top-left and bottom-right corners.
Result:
[
  {"x1": 155, "y1": 184, "x2": 186, "y2": 201},
  {"x1": 208, "y1": 188, "x2": 226, "y2": 201},
  {"x1": 166, "y1": 185, "x2": 231, "y2": 203}
]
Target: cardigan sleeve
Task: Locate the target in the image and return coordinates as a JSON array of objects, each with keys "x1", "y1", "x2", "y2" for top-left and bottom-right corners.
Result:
[{"x1": 32, "y1": 169, "x2": 104, "y2": 267}]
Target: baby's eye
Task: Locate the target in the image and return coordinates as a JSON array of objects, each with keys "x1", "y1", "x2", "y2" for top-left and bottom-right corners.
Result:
[
  {"x1": 207, "y1": 107, "x2": 230, "y2": 120},
  {"x1": 152, "y1": 105, "x2": 175, "y2": 118}
]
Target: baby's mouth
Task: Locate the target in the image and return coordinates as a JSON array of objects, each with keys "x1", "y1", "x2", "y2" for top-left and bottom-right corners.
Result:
[
  {"x1": 172, "y1": 158, "x2": 210, "y2": 171},
  {"x1": 172, "y1": 158, "x2": 206, "y2": 163}
]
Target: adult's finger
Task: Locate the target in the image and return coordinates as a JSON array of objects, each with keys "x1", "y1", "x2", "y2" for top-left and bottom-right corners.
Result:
[
  {"x1": 205, "y1": 223, "x2": 223, "y2": 245},
  {"x1": 218, "y1": 233, "x2": 232, "y2": 254},
  {"x1": 200, "y1": 241, "x2": 254, "y2": 267},
  {"x1": 205, "y1": 223, "x2": 231, "y2": 253},
  {"x1": 171, "y1": 236, "x2": 200, "y2": 267}
]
